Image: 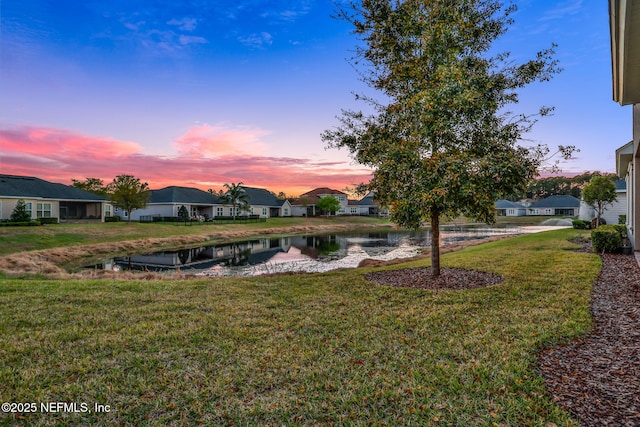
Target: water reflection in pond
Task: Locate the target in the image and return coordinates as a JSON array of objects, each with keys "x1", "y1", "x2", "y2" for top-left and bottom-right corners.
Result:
[{"x1": 90, "y1": 226, "x2": 564, "y2": 277}]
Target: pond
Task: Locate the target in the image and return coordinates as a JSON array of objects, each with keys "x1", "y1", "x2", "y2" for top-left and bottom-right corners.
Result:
[{"x1": 87, "y1": 225, "x2": 566, "y2": 277}]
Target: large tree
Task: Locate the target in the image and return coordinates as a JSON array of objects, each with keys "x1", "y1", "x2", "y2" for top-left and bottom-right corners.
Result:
[
  {"x1": 219, "y1": 182, "x2": 251, "y2": 221},
  {"x1": 106, "y1": 175, "x2": 151, "y2": 224},
  {"x1": 323, "y1": 0, "x2": 565, "y2": 276}
]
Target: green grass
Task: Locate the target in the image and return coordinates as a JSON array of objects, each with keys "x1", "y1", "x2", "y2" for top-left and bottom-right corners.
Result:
[{"x1": 0, "y1": 228, "x2": 597, "y2": 425}]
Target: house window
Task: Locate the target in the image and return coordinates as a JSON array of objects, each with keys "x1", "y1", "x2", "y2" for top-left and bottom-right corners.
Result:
[
  {"x1": 508, "y1": 209, "x2": 515, "y2": 215},
  {"x1": 350, "y1": 207, "x2": 358, "y2": 214},
  {"x1": 284, "y1": 208, "x2": 289, "y2": 216},
  {"x1": 217, "y1": 207, "x2": 224, "y2": 216},
  {"x1": 262, "y1": 207, "x2": 267, "y2": 216},
  {"x1": 24, "y1": 202, "x2": 33, "y2": 217},
  {"x1": 545, "y1": 208, "x2": 553, "y2": 215},
  {"x1": 105, "y1": 205, "x2": 111, "y2": 217},
  {"x1": 36, "y1": 203, "x2": 52, "y2": 218}
]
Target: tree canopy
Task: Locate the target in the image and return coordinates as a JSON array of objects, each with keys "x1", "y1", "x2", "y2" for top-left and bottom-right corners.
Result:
[
  {"x1": 71, "y1": 178, "x2": 108, "y2": 197},
  {"x1": 323, "y1": 0, "x2": 563, "y2": 276},
  {"x1": 316, "y1": 196, "x2": 342, "y2": 216},
  {"x1": 582, "y1": 176, "x2": 618, "y2": 228},
  {"x1": 106, "y1": 175, "x2": 151, "y2": 224}
]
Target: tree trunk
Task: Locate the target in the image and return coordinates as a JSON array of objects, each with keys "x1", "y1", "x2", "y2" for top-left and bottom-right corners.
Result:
[{"x1": 431, "y1": 210, "x2": 440, "y2": 276}]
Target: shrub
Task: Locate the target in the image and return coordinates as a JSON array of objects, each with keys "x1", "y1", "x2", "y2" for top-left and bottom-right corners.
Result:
[
  {"x1": 39, "y1": 217, "x2": 59, "y2": 225},
  {"x1": 104, "y1": 216, "x2": 121, "y2": 222},
  {"x1": 591, "y1": 217, "x2": 606, "y2": 228},
  {"x1": 591, "y1": 224, "x2": 622, "y2": 253},
  {"x1": 10, "y1": 199, "x2": 31, "y2": 222},
  {"x1": 619, "y1": 214, "x2": 627, "y2": 224},
  {"x1": 572, "y1": 219, "x2": 590, "y2": 230}
]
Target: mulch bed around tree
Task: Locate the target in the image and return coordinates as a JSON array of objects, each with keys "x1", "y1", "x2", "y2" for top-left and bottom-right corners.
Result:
[
  {"x1": 537, "y1": 246, "x2": 640, "y2": 426},
  {"x1": 365, "y1": 267, "x2": 503, "y2": 290}
]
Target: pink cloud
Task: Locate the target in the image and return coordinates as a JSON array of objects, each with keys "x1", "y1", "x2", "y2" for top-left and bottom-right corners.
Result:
[
  {"x1": 0, "y1": 125, "x2": 372, "y2": 197},
  {"x1": 175, "y1": 124, "x2": 269, "y2": 157},
  {"x1": 1, "y1": 127, "x2": 141, "y2": 160}
]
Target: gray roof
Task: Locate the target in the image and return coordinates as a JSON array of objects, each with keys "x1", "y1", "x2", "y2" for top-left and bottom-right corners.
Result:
[
  {"x1": 495, "y1": 199, "x2": 525, "y2": 209},
  {"x1": 530, "y1": 195, "x2": 580, "y2": 208},
  {"x1": 241, "y1": 186, "x2": 284, "y2": 207},
  {"x1": 0, "y1": 174, "x2": 108, "y2": 201},
  {"x1": 150, "y1": 186, "x2": 218, "y2": 204}
]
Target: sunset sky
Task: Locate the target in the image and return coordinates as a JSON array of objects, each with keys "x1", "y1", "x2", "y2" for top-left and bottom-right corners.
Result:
[{"x1": 0, "y1": 0, "x2": 630, "y2": 197}]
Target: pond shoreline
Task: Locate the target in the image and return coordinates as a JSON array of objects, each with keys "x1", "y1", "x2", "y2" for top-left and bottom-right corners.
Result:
[{"x1": 0, "y1": 222, "x2": 569, "y2": 279}]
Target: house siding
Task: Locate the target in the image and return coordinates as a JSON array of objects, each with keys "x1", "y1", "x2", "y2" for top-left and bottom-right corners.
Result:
[{"x1": 602, "y1": 193, "x2": 627, "y2": 225}]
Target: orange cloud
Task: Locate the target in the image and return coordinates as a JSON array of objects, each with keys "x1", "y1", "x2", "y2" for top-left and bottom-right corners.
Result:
[
  {"x1": 174, "y1": 124, "x2": 269, "y2": 156},
  {"x1": 0, "y1": 125, "x2": 371, "y2": 197}
]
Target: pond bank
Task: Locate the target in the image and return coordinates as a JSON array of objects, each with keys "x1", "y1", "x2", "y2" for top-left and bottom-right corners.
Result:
[{"x1": 0, "y1": 222, "x2": 397, "y2": 278}]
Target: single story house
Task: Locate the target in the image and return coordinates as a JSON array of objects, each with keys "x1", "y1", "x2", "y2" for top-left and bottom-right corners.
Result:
[
  {"x1": 239, "y1": 186, "x2": 292, "y2": 218},
  {"x1": 495, "y1": 200, "x2": 527, "y2": 217},
  {"x1": 0, "y1": 174, "x2": 111, "y2": 222},
  {"x1": 117, "y1": 186, "x2": 219, "y2": 221},
  {"x1": 291, "y1": 188, "x2": 349, "y2": 216},
  {"x1": 610, "y1": 0, "x2": 640, "y2": 249},
  {"x1": 526, "y1": 195, "x2": 581, "y2": 216}
]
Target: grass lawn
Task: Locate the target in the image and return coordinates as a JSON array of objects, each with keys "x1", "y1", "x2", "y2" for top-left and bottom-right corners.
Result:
[{"x1": 0, "y1": 228, "x2": 597, "y2": 425}]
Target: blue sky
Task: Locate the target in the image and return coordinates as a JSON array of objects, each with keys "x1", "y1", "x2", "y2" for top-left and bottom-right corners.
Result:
[{"x1": 0, "y1": 0, "x2": 629, "y2": 196}]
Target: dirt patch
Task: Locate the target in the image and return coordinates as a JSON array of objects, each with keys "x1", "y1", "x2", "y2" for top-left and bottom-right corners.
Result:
[{"x1": 537, "y1": 244, "x2": 640, "y2": 426}]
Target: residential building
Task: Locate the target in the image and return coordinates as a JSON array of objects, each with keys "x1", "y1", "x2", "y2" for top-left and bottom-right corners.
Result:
[
  {"x1": 495, "y1": 200, "x2": 527, "y2": 217},
  {"x1": 291, "y1": 188, "x2": 349, "y2": 216},
  {"x1": 526, "y1": 195, "x2": 580, "y2": 216},
  {"x1": 610, "y1": 0, "x2": 640, "y2": 249},
  {"x1": 117, "y1": 186, "x2": 218, "y2": 221},
  {"x1": 0, "y1": 174, "x2": 111, "y2": 222},
  {"x1": 357, "y1": 192, "x2": 389, "y2": 216},
  {"x1": 238, "y1": 186, "x2": 292, "y2": 218}
]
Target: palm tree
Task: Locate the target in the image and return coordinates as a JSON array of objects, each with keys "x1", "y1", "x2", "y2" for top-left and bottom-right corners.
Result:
[{"x1": 219, "y1": 182, "x2": 250, "y2": 221}]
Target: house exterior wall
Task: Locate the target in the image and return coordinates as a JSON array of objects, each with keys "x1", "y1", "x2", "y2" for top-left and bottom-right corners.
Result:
[
  {"x1": 119, "y1": 204, "x2": 176, "y2": 221},
  {"x1": 0, "y1": 197, "x2": 61, "y2": 220},
  {"x1": 632, "y1": 104, "x2": 640, "y2": 249},
  {"x1": 602, "y1": 193, "x2": 628, "y2": 225}
]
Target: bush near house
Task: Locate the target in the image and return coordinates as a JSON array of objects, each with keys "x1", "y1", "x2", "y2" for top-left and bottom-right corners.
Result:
[
  {"x1": 572, "y1": 219, "x2": 591, "y2": 230},
  {"x1": 39, "y1": 217, "x2": 59, "y2": 225},
  {"x1": 591, "y1": 224, "x2": 626, "y2": 253}
]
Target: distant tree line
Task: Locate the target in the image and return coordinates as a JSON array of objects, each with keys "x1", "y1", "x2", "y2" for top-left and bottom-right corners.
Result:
[{"x1": 501, "y1": 172, "x2": 620, "y2": 201}]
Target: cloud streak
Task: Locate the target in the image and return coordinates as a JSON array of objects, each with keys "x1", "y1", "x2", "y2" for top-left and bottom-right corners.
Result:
[{"x1": 0, "y1": 126, "x2": 371, "y2": 197}]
